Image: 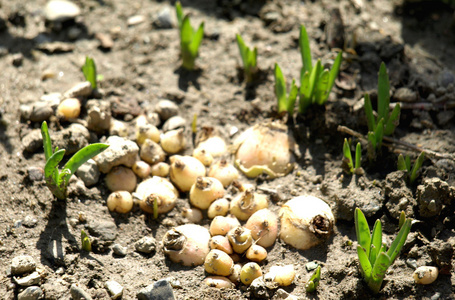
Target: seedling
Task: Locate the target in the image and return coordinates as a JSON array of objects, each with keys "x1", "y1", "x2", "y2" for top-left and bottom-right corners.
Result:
[
  {"x1": 364, "y1": 62, "x2": 401, "y2": 159},
  {"x1": 342, "y1": 138, "x2": 363, "y2": 175},
  {"x1": 355, "y1": 208, "x2": 412, "y2": 294},
  {"x1": 305, "y1": 265, "x2": 321, "y2": 293},
  {"x1": 275, "y1": 63, "x2": 298, "y2": 115},
  {"x1": 41, "y1": 121, "x2": 109, "y2": 200},
  {"x1": 397, "y1": 151, "x2": 425, "y2": 184},
  {"x1": 176, "y1": 1, "x2": 204, "y2": 70},
  {"x1": 81, "y1": 229, "x2": 92, "y2": 252},
  {"x1": 236, "y1": 34, "x2": 258, "y2": 83},
  {"x1": 299, "y1": 24, "x2": 342, "y2": 114},
  {"x1": 81, "y1": 56, "x2": 97, "y2": 89}
]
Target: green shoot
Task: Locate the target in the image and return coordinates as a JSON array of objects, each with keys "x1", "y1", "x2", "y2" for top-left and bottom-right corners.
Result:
[
  {"x1": 342, "y1": 138, "x2": 363, "y2": 175},
  {"x1": 298, "y1": 24, "x2": 342, "y2": 114},
  {"x1": 275, "y1": 63, "x2": 298, "y2": 115},
  {"x1": 236, "y1": 34, "x2": 258, "y2": 83},
  {"x1": 176, "y1": 1, "x2": 204, "y2": 70},
  {"x1": 305, "y1": 265, "x2": 321, "y2": 293},
  {"x1": 355, "y1": 208, "x2": 412, "y2": 294},
  {"x1": 41, "y1": 121, "x2": 109, "y2": 200},
  {"x1": 81, "y1": 56, "x2": 97, "y2": 89},
  {"x1": 81, "y1": 229, "x2": 92, "y2": 252},
  {"x1": 397, "y1": 151, "x2": 425, "y2": 184},
  {"x1": 364, "y1": 63, "x2": 401, "y2": 159}
]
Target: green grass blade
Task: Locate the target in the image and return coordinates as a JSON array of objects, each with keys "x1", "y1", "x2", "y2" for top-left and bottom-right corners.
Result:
[
  {"x1": 355, "y1": 208, "x2": 371, "y2": 257},
  {"x1": 357, "y1": 245, "x2": 372, "y2": 280},
  {"x1": 190, "y1": 22, "x2": 204, "y2": 57},
  {"x1": 176, "y1": 1, "x2": 183, "y2": 29},
  {"x1": 322, "y1": 51, "x2": 342, "y2": 103},
  {"x1": 377, "y1": 62, "x2": 390, "y2": 123},
  {"x1": 405, "y1": 156, "x2": 411, "y2": 172},
  {"x1": 299, "y1": 25, "x2": 313, "y2": 73},
  {"x1": 275, "y1": 63, "x2": 287, "y2": 113},
  {"x1": 81, "y1": 56, "x2": 97, "y2": 89},
  {"x1": 367, "y1": 131, "x2": 376, "y2": 153},
  {"x1": 374, "y1": 118, "x2": 384, "y2": 148},
  {"x1": 355, "y1": 142, "x2": 361, "y2": 170},
  {"x1": 41, "y1": 121, "x2": 53, "y2": 161},
  {"x1": 308, "y1": 59, "x2": 322, "y2": 104},
  {"x1": 299, "y1": 70, "x2": 311, "y2": 114},
  {"x1": 364, "y1": 93, "x2": 375, "y2": 132},
  {"x1": 410, "y1": 151, "x2": 425, "y2": 184},
  {"x1": 343, "y1": 138, "x2": 354, "y2": 173},
  {"x1": 236, "y1": 34, "x2": 248, "y2": 67},
  {"x1": 369, "y1": 252, "x2": 390, "y2": 294},
  {"x1": 315, "y1": 69, "x2": 329, "y2": 105},
  {"x1": 180, "y1": 16, "x2": 192, "y2": 46},
  {"x1": 287, "y1": 79, "x2": 298, "y2": 115},
  {"x1": 384, "y1": 103, "x2": 400, "y2": 136},
  {"x1": 62, "y1": 143, "x2": 109, "y2": 184},
  {"x1": 387, "y1": 218, "x2": 412, "y2": 263},
  {"x1": 369, "y1": 220, "x2": 382, "y2": 264},
  {"x1": 44, "y1": 149, "x2": 65, "y2": 180},
  {"x1": 398, "y1": 211, "x2": 406, "y2": 229},
  {"x1": 397, "y1": 154, "x2": 407, "y2": 171}
]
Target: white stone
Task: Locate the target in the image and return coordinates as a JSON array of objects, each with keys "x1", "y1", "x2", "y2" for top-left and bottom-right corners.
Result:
[
  {"x1": 105, "y1": 280, "x2": 123, "y2": 300},
  {"x1": 44, "y1": 0, "x2": 81, "y2": 22}
]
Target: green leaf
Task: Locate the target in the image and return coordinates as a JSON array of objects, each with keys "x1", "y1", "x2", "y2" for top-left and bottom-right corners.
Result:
[
  {"x1": 62, "y1": 143, "x2": 109, "y2": 184},
  {"x1": 288, "y1": 79, "x2": 298, "y2": 115},
  {"x1": 299, "y1": 70, "x2": 311, "y2": 114},
  {"x1": 369, "y1": 252, "x2": 390, "y2": 294},
  {"x1": 367, "y1": 131, "x2": 377, "y2": 154},
  {"x1": 81, "y1": 56, "x2": 97, "y2": 89},
  {"x1": 369, "y1": 220, "x2": 382, "y2": 265},
  {"x1": 180, "y1": 16, "x2": 193, "y2": 46},
  {"x1": 275, "y1": 63, "x2": 287, "y2": 113},
  {"x1": 322, "y1": 51, "x2": 343, "y2": 104},
  {"x1": 386, "y1": 218, "x2": 412, "y2": 263},
  {"x1": 236, "y1": 34, "x2": 248, "y2": 68},
  {"x1": 343, "y1": 138, "x2": 354, "y2": 173},
  {"x1": 355, "y1": 208, "x2": 371, "y2": 258},
  {"x1": 374, "y1": 118, "x2": 384, "y2": 149},
  {"x1": 190, "y1": 22, "x2": 204, "y2": 57},
  {"x1": 397, "y1": 154, "x2": 407, "y2": 171},
  {"x1": 250, "y1": 47, "x2": 257, "y2": 68},
  {"x1": 398, "y1": 211, "x2": 406, "y2": 229},
  {"x1": 81, "y1": 229, "x2": 92, "y2": 252},
  {"x1": 308, "y1": 59, "x2": 322, "y2": 104},
  {"x1": 175, "y1": 1, "x2": 183, "y2": 29},
  {"x1": 305, "y1": 265, "x2": 321, "y2": 293},
  {"x1": 44, "y1": 149, "x2": 66, "y2": 180},
  {"x1": 41, "y1": 121, "x2": 52, "y2": 161},
  {"x1": 357, "y1": 245, "x2": 372, "y2": 280},
  {"x1": 355, "y1": 142, "x2": 362, "y2": 170},
  {"x1": 384, "y1": 103, "x2": 400, "y2": 136},
  {"x1": 299, "y1": 25, "x2": 313, "y2": 74},
  {"x1": 405, "y1": 155, "x2": 411, "y2": 172},
  {"x1": 364, "y1": 94, "x2": 375, "y2": 132},
  {"x1": 410, "y1": 151, "x2": 425, "y2": 184},
  {"x1": 315, "y1": 69, "x2": 329, "y2": 105},
  {"x1": 377, "y1": 62, "x2": 390, "y2": 123}
]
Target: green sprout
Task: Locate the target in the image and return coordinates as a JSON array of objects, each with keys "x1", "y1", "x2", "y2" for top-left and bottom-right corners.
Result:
[
  {"x1": 355, "y1": 208, "x2": 412, "y2": 294},
  {"x1": 275, "y1": 63, "x2": 298, "y2": 115},
  {"x1": 41, "y1": 121, "x2": 109, "y2": 200},
  {"x1": 81, "y1": 229, "x2": 92, "y2": 252},
  {"x1": 397, "y1": 151, "x2": 425, "y2": 184},
  {"x1": 305, "y1": 265, "x2": 321, "y2": 293},
  {"x1": 81, "y1": 56, "x2": 97, "y2": 89},
  {"x1": 299, "y1": 24, "x2": 342, "y2": 114},
  {"x1": 342, "y1": 138, "x2": 363, "y2": 175},
  {"x1": 236, "y1": 34, "x2": 258, "y2": 83},
  {"x1": 364, "y1": 62, "x2": 401, "y2": 159},
  {"x1": 176, "y1": 1, "x2": 204, "y2": 70}
]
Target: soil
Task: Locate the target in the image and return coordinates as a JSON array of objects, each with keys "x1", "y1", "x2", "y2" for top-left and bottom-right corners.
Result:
[{"x1": 0, "y1": 0, "x2": 455, "y2": 299}]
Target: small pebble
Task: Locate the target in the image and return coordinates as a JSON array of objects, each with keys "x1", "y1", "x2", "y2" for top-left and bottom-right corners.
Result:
[
  {"x1": 63, "y1": 81, "x2": 92, "y2": 98},
  {"x1": 44, "y1": 0, "x2": 81, "y2": 22},
  {"x1": 70, "y1": 283, "x2": 93, "y2": 300},
  {"x1": 128, "y1": 15, "x2": 145, "y2": 26},
  {"x1": 137, "y1": 279, "x2": 175, "y2": 300},
  {"x1": 394, "y1": 87, "x2": 417, "y2": 103},
  {"x1": 406, "y1": 258, "x2": 417, "y2": 269},
  {"x1": 112, "y1": 244, "x2": 127, "y2": 257},
  {"x1": 305, "y1": 261, "x2": 319, "y2": 271},
  {"x1": 105, "y1": 280, "x2": 123, "y2": 300},
  {"x1": 27, "y1": 167, "x2": 44, "y2": 182},
  {"x1": 95, "y1": 32, "x2": 114, "y2": 50},
  {"x1": 135, "y1": 236, "x2": 156, "y2": 254},
  {"x1": 93, "y1": 136, "x2": 139, "y2": 173},
  {"x1": 154, "y1": 7, "x2": 173, "y2": 29},
  {"x1": 14, "y1": 271, "x2": 41, "y2": 286},
  {"x1": 76, "y1": 159, "x2": 100, "y2": 187},
  {"x1": 17, "y1": 286, "x2": 43, "y2": 300},
  {"x1": 162, "y1": 116, "x2": 186, "y2": 132},
  {"x1": 11, "y1": 256, "x2": 36, "y2": 275},
  {"x1": 12, "y1": 53, "x2": 24, "y2": 66},
  {"x1": 155, "y1": 99, "x2": 179, "y2": 121}
]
